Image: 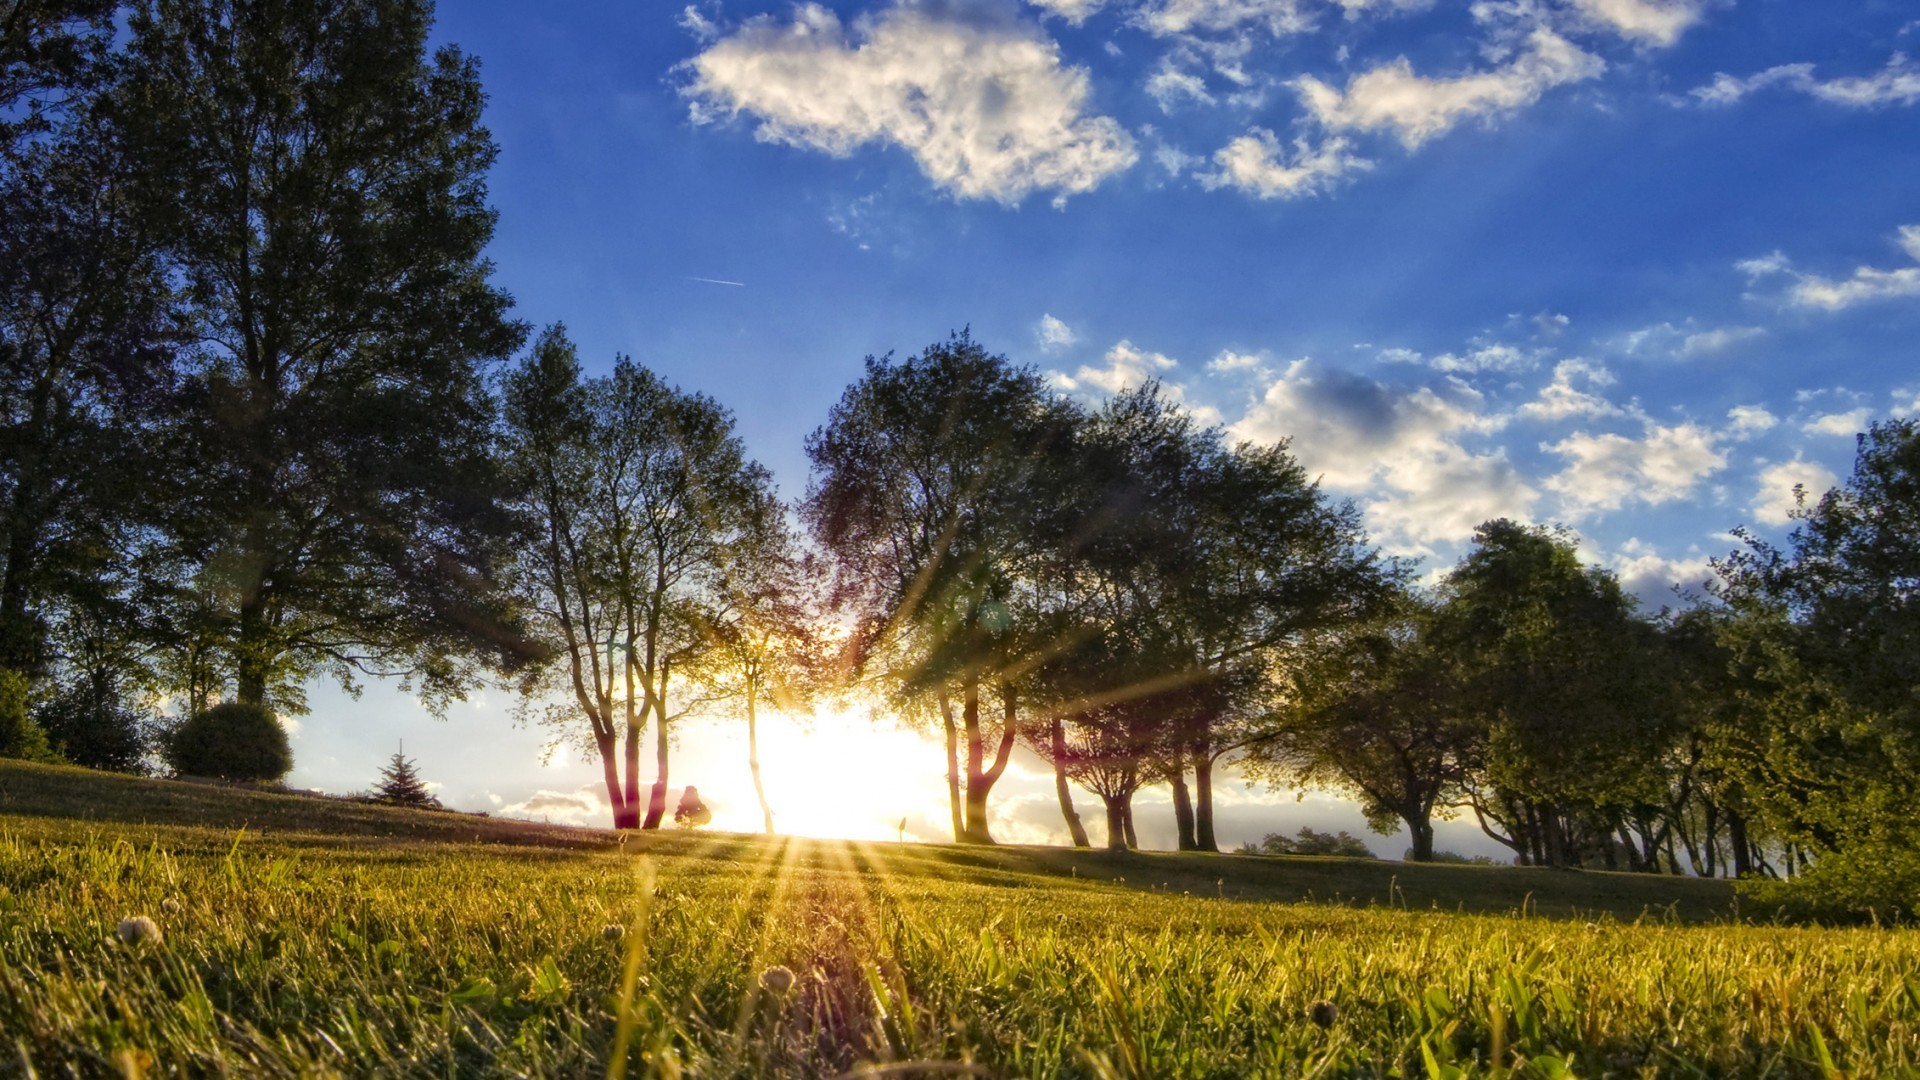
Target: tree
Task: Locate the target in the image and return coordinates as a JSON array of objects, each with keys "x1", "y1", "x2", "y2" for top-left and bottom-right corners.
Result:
[
  {"x1": 1431, "y1": 520, "x2": 1669, "y2": 868},
  {"x1": 1248, "y1": 597, "x2": 1477, "y2": 862},
  {"x1": 805, "y1": 333, "x2": 1077, "y2": 844},
  {"x1": 504, "y1": 327, "x2": 777, "y2": 830},
  {"x1": 371, "y1": 743, "x2": 438, "y2": 807},
  {"x1": 163, "y1": 701, "x2": 291, "y2": 782},
  {"x1": 687, "y1": 495, "x2": 823, "y2": 835},
  {"x1": 114, "y1": 0, "x2": 530, "y2": 714},
  {"x1": 1713, "y1": 419, "x2": 1920, "y2": 914},
  {"x1": 1067, "y1": 385, "x2": 1398, "y2": 851}
]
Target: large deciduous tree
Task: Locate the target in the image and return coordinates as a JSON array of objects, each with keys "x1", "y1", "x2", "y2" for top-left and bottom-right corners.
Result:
[
  {"x1": 116, "y1": 0, "x2": 530, "y2": 712},
  {"x1": 805, "y1": 333, "x2": 1076, "y2": 844},
  {"x1": 504, "y1": 326, "x2": 776, "y2": 830}
]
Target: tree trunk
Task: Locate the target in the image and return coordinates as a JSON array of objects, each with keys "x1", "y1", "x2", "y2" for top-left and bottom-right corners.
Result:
[
  {"x1": 234, "y1": 597, "x2": 272, "y2": 707},
  {"x1": 962, "y1": 680, "x2": 993, "y2": 843},
  {"x1": 1101, "y1": 794, "x2": 1128, "y2": 851},
  {"x1": 1727, "y1": 809, "x2": 1752, "y2": 878},
  {"x1": 1193, "y1": 746, "x2": 1219, "y2": 852},
  {"x1": 941, "y1": 695, "x2": 963, "y2": 842},
  {"x1": 1405, "y1": 815, "x2": 1435, "y2": 861},
  {"x1": 1049, "y1": 718, "x2": 1089, "y2": 848},
  {"x1": 747, "y1": 681, "x2": 774, "y2": 834},
  {"x1": 642, "y1": 699, "x2": 668, "y2": 829},
  {"x1": 1169, "y1": 755, "x2": 1197, "y2": 852},
  {"x1": 600, "y1": 732, "x2": 638, "y2": 829}
]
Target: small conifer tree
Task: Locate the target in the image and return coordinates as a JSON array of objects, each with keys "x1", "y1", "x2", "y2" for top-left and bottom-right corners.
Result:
[{"x1": 373, "y1": 743, "x2": 439, "y2": 808}]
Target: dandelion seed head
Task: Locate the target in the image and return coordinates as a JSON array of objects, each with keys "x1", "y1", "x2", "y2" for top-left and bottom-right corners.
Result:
[
  {"x1": 1308, "y1": 999, "x2": 1338, "y2": 1028},
  {"x1": 117, "y1": 915, "x2": 162, "y2": 946},
  {"x1": 760, "y1": 965, "x2": 795, "y2": 994},
  {"x1": 602, "y1": 924, "x2": 625, "y2": 941}
]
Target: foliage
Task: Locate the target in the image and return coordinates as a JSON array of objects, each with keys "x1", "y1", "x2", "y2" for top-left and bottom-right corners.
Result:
[
  {"x1": 114, "y1": 0, "x2": 531, "y2": 713},
  {"x1": 162, "y1": 701, "x2": 291, "y2": 782},
  {"x1": 1240, "y1": 827, "x2": 1378, "y2": 858},
  {"x1": 8, "y1": 759, "x2": 1917, "y2": 1078},
  {"x1": 502, "y1": 326, "x2": 779, "y2": 829},
  {"x1": 371, "y1": 746, "x2": 439, "y2": 809},
  {"x1": 33, "y1": 671, "x2": 151, "y2": 772},
  {"x1": 0, "y1": 667, "x2": 57, "y2": 761}
]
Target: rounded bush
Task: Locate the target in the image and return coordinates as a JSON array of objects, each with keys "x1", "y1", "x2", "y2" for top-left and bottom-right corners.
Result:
[{"x1": 164, "y1": 702, "x2": 292, "y2": 782}]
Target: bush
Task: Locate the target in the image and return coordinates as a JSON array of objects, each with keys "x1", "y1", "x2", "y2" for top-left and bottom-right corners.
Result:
[
  {"x1": 36, "y1": 679, "x2": 152, "y2": 773},
  {"x1": 1418, "y1": 849, "x2": 1503, "y2": 866},
  {"x1": 163, "y1": 702, "x2": 292, "y2": 782},
  {"x1": 0, "y1": 668, "x2": 59, "y2": 763}
]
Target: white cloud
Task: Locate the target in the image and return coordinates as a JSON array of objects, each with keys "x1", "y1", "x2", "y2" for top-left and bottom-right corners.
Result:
[
  {"x1": 1038, "y1": 313, "x2": 1080, "y2": 350},
  {"x1": 1620, "y1": 321, "x2": 1767, "y2": 359},
  {"x1": 1295, "y1": 26, "x2": 1603, "y2": 148},
  {"x1": 1738, "y1": 225, "x2": 1920, "y2": 312},
  {"x1": 1519, "y1": 359, "x2": 1624, "y2": 422},
  {"x1": 1428, "y1": 342, "x2": 1539, "y2": 374},
  {"x1": 1543, "y1": 421, "x2": 1726, "y2": 516},
  {"x1": 1363, "y1": 444, "x2": 1537, "y2": 553},
  {"x1": 1749, "y1": 459, "x2": 1837, "y2": 526},
  {"x1": 500, "y1": 785, "x2": 612, "y2": 827},
  {"x1": 1207, "y1": 349, "x2": 1266, "y2": 373},
  {"x1": 1562, "y1": 0, "x2": 1704, "y2": 47},
  {"x1": 1137, "y1": 0, "x2": 1315, "y2": 37},
  {"x1": 1693, "y1": 54, "x2": 1920, "y2": 109},
  {"x1": 1200, "y1": 130, "x2": 1370, "y2": 199},
  {"x1": 1147, "y1": 60, "x2": 1216, "y2": 111},
  {"x1": 684, "y1": 2, "x2": 1137, "y2": 205},
  {"x1": 1026, "y1": 0, "x2": 1109, "y2": 23},
  {"x1": 1896, "y1": 388, "x2": 1920, "y2": 418},
  {"x1": 1726, "y1": 404, "x2": 1777, "y2": 438},
  {"x1": 1802, "y1": 408, "x2": 1870, "y2": 437},
  {"x1": 1052, "y1": 341, "x2": 1224, "y2": 423},
  {"x1": 679, "y1": 5, "x2": 720, "y2": 43},
  {"x1": 1601, "y1": 538, "x2": 1715, "y2": 606}
]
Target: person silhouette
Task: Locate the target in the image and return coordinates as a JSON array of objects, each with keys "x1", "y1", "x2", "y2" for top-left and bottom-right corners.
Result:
[{"x1": 673, "y1": 785, "x2": 712, "y2": 828}]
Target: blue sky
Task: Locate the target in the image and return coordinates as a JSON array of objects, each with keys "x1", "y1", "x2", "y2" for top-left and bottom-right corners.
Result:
[{"x1": 288, "y1": 0, "x2": 1919, "y2": 856}]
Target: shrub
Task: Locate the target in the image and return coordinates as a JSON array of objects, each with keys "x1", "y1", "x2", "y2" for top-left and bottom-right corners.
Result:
[
  {"x1": 1240, "y1": 827, "x2": 1377, "y2": 859},
  {"x1": 1419, "y1": 849, "x2": 1503, "y2": 866},
  {"x1": 163, "y1": 702, "x2": 292, "y2": 782},
  {"x1": 0, "y1": 668, "x2": 59, "y2": 763},
  {"x1": 36, "y1": 678, "x2": 153, "y2": 773}
]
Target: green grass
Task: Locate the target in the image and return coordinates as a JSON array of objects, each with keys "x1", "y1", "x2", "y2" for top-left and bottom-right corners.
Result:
[{"x1": 3, "y1": 760, "x2": 1917, "y2": 1077}]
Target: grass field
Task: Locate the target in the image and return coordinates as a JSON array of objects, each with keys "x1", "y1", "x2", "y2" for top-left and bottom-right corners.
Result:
[{"x1": 3, "y1": 761, "x2": 1917, "y2": 1077}]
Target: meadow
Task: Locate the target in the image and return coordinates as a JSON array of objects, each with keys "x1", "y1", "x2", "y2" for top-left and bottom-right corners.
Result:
[{"x1": 3, "y1": 761, "x2": 1917, "y2": 1078}]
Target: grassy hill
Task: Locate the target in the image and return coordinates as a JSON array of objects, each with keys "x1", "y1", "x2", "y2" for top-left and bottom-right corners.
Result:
[{"x1": 2, "y1": 759, "x2": 1915, "y2": 1077}]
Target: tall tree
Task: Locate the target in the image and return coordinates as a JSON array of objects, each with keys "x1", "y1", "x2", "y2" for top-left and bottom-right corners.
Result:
[
  {"x1": 116, "y1": 0, "x2": 529, "y2": 713},
  {"x1": 805, "y1": 333, "x2": 1076, "y2": 844},
  {"x1": 504, "y1": 327, "x2": 776, "y2": 830}
]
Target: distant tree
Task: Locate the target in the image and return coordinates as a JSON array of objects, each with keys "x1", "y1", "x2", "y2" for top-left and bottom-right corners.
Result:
[
  {"x1": 163, "y1": 701, "x2": 290, "y2": 782},
  {"x1": 805, "y1": 334, "x2": 1077, "y2": 844},
  {"x1": 372, "y1": 743, "x2": 438, "y2": 808},
  {"x1": 0, "y1": 667, "x2": 57, "y2": 761},
  {"x1": 503, "y1": 327, "x2": 777, "y2": 830},
  {"x1": 1240, "y1": 828, "x2": 1376, "y2": 858},
  {"x1": 34, "y1": 672, "x2": 151, "y2": 772},
  {"x1": 114, "y1": 0, "x2": 531, "y2": 714}
]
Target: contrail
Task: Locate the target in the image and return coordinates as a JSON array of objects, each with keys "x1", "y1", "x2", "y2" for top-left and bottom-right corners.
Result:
[{"x1": 686, "y1": 276, "x2": 746, "y2": 287}]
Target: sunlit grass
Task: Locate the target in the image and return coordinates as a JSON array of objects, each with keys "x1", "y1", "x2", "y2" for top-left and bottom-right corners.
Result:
[{"x1": 3, "y1": 762, "x2": 1919, "y2": 1076}]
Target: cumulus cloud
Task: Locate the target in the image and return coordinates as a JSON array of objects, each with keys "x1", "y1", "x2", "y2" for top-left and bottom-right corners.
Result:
[
  {"x1": 1207, "y1": 349, "x2": 1266, "y2": 373},
  {"x1": 1601, "y1": 538, "x2": 1715, "y2": 606},
  {"x1": 683, "y1": 1, "x2": 1137, "y2": 205},
  {"x1": 1294, "y1": 26, "x2": 1603, "y2": 148},
  {"x1": 1562, "y1": 0, "x2": 1705, "y2": 47},
  {"x1": 1052, "y1": 341, "x2": 1224, "y2": 422},
  {"x1": 1802, "y1": 408, "x2": 1870, "y2": 437},
  {"x1": 1200, "y1": 130, "x2": 1370, "y2": 199},
  {"x1": 1136, "y1": 0, "x2": 1316, "y2": 37},
  {"x1": 1693, "y1": 53, "x2": 1920, "y2": 109},
  {"x1": 1543, "y1": 421, "x2": 1726, "y2": 516},
  {"x1": 1726, "y1": 404, "x2": 1778, "y2": 438},
  {"x1": 500, "y1": 785, "x2": 612, "y2": 827},
  {"x1": 1147, "y1": 60, "x2": 1216, "y2": 111},
  {"x1": 1363, "y1": 444, "x2": 1537, "y2": 552},
  {"x1": 1749, "y1": 459, "x2": 1837, "y2": 526},
  {"x1": 1519, "y1": 359, "x2": 1624, "y2": 422},
  {"x1": 1037, "y1": 313, "x2": 1080, "y2": 349}
]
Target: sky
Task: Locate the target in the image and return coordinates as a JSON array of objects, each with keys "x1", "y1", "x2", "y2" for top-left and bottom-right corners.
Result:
[{"x1": 288, "y1": 0, "x2": 1918, "y2": 859}]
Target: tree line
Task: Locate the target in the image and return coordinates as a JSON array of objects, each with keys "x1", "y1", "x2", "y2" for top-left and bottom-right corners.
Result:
[{"x1": 4, "y1": 0, "x2": 1916, "y2": 916}]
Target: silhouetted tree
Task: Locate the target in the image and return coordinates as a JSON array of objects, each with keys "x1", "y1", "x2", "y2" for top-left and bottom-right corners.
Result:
[
  {"x1": 115, "y1": 0, "x2": 530, "y2": 713},
  {"x1": 503, "y1": 327, "x2": 777, "y2": 830},
  {"x1": 372, "y1": 743, "x2": 438, "y2": 808}
]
